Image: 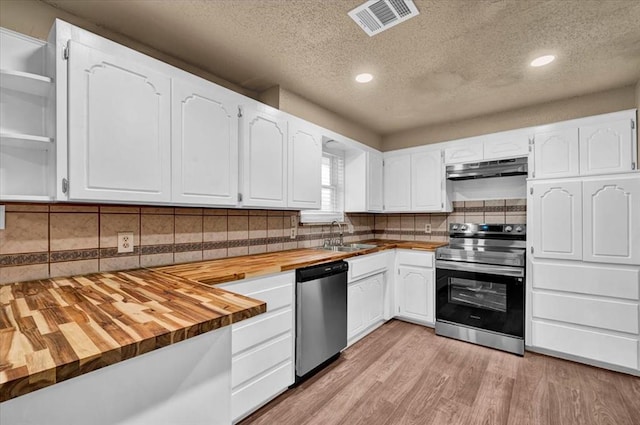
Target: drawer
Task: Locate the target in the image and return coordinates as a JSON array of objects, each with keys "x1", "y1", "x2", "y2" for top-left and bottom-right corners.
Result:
[
  {"x1": 532, "y1": 291, "x2": 639, "y2": 334},
  {"x1": 222, "y1": 272, "x2": 294, "y2": 298},
  {"x1": 232, "y1": 308, "x2": 292, "y2": 355},
  {"x1": 347, "y1": 251, "x2": 390, "y2": 281},
  {"x1": 531, "y1": 320, "x2": 638, "y2": 370},
  {"x1": 532, "y1": 262, "x2": 639, "y2": 300},
  {"x1": 232, "y1": 361, "x2": 293, "y2": 422},
  {"x1": 232, "y1": 333, "x2": 293, "y2": 388},
  {"x1": 396, "y1": 250, "x2": 434, "y2": 268}
]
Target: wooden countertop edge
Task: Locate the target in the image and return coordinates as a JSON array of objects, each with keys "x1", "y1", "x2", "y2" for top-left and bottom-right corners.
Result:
[
  {"x1": 1, "y1": 240, "x2": 441, "y2": 402},
  {"x1": 0, "y1": 277, "x2": 267, "y2": 403}
]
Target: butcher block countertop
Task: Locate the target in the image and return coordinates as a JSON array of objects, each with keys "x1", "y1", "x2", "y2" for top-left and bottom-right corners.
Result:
[
  {"x1": 155, "y1": 239, "x2": 447, "y2": 286},
  {"x1": 0, "y1": 238, "x2": 445, "y2": 402},
  {"x1": 0, "y1": 269, "x2": 266, "y2": 402}
]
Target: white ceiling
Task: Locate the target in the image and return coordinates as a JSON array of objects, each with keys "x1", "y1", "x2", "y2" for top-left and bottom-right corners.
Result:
[{"x1": 43, "y1": 0, "x2": 640, "y2": 135}]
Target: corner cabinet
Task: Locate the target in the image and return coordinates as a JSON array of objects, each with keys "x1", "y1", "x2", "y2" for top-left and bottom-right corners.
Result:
[
  {"x1": 345, "y1": 150, "x2": 383, "y2": 212},
  {"x1": 171, "y1": 75, "x2": 239, "y2": 206},
  {"x1": 395, "y1": 250, "x2": 435, "y2": 325},
  {"x1": 67, "y1": 41, "x2": 172, "y2": 202}
]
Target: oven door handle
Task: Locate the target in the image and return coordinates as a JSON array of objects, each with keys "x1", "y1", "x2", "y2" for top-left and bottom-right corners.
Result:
[{"x1": 436, "y1": 260, "x2": 524, "y2": 278}]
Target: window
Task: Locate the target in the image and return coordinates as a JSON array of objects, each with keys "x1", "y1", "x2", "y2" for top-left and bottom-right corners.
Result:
[{"x1": 300, "y1": 151, "x2": 344, "y2": 223}]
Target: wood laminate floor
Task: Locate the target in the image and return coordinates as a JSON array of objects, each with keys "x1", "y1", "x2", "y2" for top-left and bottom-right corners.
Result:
[{"x1": 241, "y1": 320, "x2": 640, "y2": 425}]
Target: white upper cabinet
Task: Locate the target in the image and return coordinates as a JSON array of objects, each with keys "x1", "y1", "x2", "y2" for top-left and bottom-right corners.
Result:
[
  {"x1": 583, "y1": 175, "x2": 640, "y2": 265},
  {"x1": 533, "y1": 128, "x2": 579, "y2": 180},
  {"x1": 368, "y1": 152, "x2": 384, "y2": 212},
  {"x1": 287, "y1": 118, "x2": 321, "y2": 210},
  {"x1": 532, "y1": 111, "x2": 637, "y2": 180},
  {"x1": 444, "y1": 138, "x2": 483, "y2": 164},
  {"x1": 171, "y1": 76, "x2": 239, "y2": 206},
  {"x1": 383, "y1": 154, "x2": 411, "y2": 211},
  {"x1": 411, "y1": 149, "x2": 443, "y2": 211},
  {"x1": 67, "y1": 41, "x2": 171, "y2": 202},
  {"x1": 483, "y1": 134, "x2": 529, "y2": 160},
  {"x1": 530, "y1": 180, "x2": 583, "y2": 261},
  {"x1": 579, "y1": 119, "x2": 635, "y2": 176},
  {"x1": 241, "y1": 105, "x2": 288, "y2": 208},
  {"x1": 345, "y1": 149, "x2": 383, "y2": 213}
]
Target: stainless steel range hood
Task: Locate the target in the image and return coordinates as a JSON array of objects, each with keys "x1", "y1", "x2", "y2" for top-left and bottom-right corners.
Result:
[{"x1": 446, "y1": 157, "x2": 528, "y2": 180}]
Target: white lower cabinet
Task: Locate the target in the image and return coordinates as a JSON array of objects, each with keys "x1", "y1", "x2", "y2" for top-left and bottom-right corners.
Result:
[
  {"x1": 346, "y1": 251, "x2": 392, "y2": 346},
  {"x1": 395, "y1": 250, "x2": 435, "y2": 326},
  {"x1": 529, "y1": 259, "x2": 640, "y2": 373},
  {"x1": 220, "y1": 272, "x2": 295, "y2": 424}
]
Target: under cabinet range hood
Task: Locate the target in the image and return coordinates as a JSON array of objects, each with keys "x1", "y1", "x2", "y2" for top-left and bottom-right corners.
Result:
[{"x1": 446, "y1": 157, "x2": 528, "y2": 181}]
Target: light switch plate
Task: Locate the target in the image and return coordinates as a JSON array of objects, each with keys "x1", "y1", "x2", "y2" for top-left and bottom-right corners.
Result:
[{"x1": 0, "y1": 205, "x2": 5, "y2": 230}]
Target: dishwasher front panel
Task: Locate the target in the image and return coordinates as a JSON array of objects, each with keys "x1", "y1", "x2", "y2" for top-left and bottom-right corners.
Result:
[{"x1": 296, "y1": 271, "x2": 347, "y2": 378}]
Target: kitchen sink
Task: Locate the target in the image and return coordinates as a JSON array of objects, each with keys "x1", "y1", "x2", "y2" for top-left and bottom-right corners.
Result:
[{"x1": 321, "y1": 243, "x2": 377, "y2": 252}]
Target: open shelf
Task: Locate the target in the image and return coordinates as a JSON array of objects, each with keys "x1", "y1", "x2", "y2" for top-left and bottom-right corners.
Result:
[
  {"x1": 0, "y1": 132, "x2": 54, "y2": 148},
  {"x1": 0, "y1": 69, "x2": 53, "y2": 97}
]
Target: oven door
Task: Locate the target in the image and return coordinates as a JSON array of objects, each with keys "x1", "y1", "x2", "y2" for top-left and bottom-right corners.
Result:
[{"x1": 435, "y1": 260, "x2": 524, "y2": 338}]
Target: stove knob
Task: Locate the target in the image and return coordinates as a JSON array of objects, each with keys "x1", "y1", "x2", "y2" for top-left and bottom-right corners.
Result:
[
  {"x1": 452, "y1": 224, "x2": 458, "y2": 231},
  {"x1": 505, "y1": 225, "x2": 513, "y2": 232},
  {"x1": 460, "y1": 225, "x2": 467, "y2": 231},
  {"x1": 515, "y1": 226, "x2": 524, "y2": 233}
]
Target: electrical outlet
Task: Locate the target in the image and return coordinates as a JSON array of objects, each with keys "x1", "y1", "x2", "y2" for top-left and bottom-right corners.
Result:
[
  {"x1": 0, "y1": 205, "x2": 5, "y2": 230},
  {"x1": 290, "y1": 227, "x2": 297, "y2": 239},
  {"x1": 290, "y1": 215, "x2": 298, "y2": 228},
  {"x1": 347, "y1": 223, "x2": 354, "y2": 234},
  {"x1": 117, "y1": 232, "x2": 134, "y2": 253},
  {"x1": 424, "y1": 224, "x2": 432, "y2": 234}
]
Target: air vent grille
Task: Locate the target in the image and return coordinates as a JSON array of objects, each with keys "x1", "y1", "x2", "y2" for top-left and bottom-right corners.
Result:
[{"x1": 348, "y1": 0, "x2": 419, "y2": 37}]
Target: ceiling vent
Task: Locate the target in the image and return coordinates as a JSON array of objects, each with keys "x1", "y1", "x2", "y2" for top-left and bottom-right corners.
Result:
[{"x1": 348, "y1": 0, "x2": 420, "y2": 37}]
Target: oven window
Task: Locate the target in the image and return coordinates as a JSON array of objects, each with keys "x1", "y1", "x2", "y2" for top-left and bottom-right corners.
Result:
[{"x1": 448, "y1": 277, "x2": 507, "y2": 312}]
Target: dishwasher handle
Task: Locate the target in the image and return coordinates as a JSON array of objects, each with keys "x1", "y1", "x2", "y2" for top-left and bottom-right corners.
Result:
[{"x1": 296, "y1": 261, "x2": 349, "y2": 282}]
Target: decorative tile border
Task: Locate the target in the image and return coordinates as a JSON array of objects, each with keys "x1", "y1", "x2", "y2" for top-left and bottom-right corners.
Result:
[
  {"x1": 50, "y1": 249, "x2": 99, "y2": 263},
  {"x1": 0, "y1": 252, "x2": 49, "y2": 267}
]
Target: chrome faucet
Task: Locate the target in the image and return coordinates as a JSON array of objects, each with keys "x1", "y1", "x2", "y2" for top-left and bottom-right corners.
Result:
[{"x1": 330, "y1": 220, "x2": 344, "y2": 247}]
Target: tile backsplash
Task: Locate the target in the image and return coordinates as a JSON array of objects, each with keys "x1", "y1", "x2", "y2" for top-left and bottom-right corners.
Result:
[
  {"x1": 373, "y1": 199, "x2": 526, "y2": 241},
  {"x1": 0, "y1": 199, "x2": 525, "y2": 285},
  {"x1": 0, "y1": 203, "x2": 374, "y2": 284}
]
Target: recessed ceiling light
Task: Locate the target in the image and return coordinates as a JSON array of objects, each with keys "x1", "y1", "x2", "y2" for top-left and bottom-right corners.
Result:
[
  {"x1": 355, "y1": 73, "x2": 374, "y2": 83},
  {"x1": 530, "y1": 55, "x2": 556, "y2": 67}
]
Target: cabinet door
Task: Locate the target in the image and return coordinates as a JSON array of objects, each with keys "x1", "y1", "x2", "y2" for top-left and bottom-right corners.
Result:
[
  {"x1": 411, "y1": 150, "x2": 443, "y2": 211},
  {"x1": 533, "y1": 128, "x2": 579, "y2": 179},
  {"x1": 444, "y1": 140, "x2": 483, "y2": 164},
  {"x1": 241, "y1": 107, "x2": 288, "y2": 208},
  {"x1": 365, "y1": 274, "x2": 385, "y2": 325},
  {"x1": 347, "y1": 281, "x2": 366, "y2": 340},
  {"x1": 367, "y1": 151, "x2": 383, "y2": 212},
  {"x1": 172, "y1": 77, "x2": 239, "y2": 206},
  {"x1": 68, "y1": 41, "x2": 171, "y2": 202},
  {"x1": 287, "y1": 119, "x2": 321, "y2": 209},
  {"x1": 484, "y1": 135, "x2": 529, "y2": 160},
  {"x1": 383, "y1": 154, "x2": 411, "y2": 211},
  {"x1": 397, "y1": 266, "x2": 434, "y2": 323},
  {"x1": 579, "y1": 119, "x2": 634, "y2": 176},
  {"x1": 530, "y1": 181, "x2": 582, "y2": 260},
  {"x1": 583, "y1": 175, "x2": 640, "y2": 265}
]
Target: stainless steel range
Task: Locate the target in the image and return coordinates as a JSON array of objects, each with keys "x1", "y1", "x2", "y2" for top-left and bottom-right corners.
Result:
[{"x1": 435, "y1": 223, "x2": 526, "y2": 355}]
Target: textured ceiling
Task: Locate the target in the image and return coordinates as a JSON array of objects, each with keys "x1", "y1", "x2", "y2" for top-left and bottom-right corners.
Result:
[{"x1": 43, "y1": 0, "x2": 640, "y2": 135}]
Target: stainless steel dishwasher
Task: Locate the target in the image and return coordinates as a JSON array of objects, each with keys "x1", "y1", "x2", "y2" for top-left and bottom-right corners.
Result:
[{"x1": 295, "y1": 260, "x2": 348, "y2": 381}]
